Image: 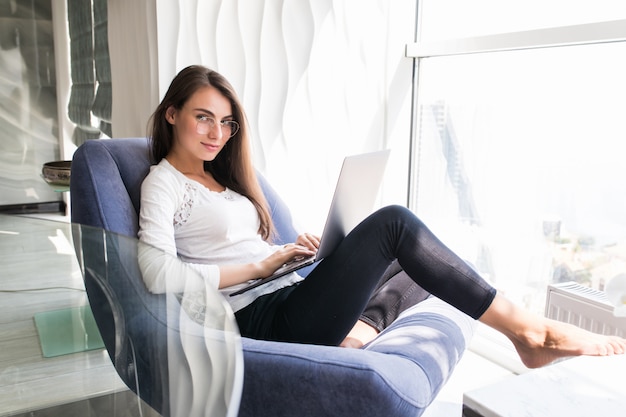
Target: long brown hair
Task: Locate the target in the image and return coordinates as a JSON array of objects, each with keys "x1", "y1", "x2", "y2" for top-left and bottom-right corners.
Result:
[{"x1": 147, "y1": 65, "x2": 274, "y2": 240}]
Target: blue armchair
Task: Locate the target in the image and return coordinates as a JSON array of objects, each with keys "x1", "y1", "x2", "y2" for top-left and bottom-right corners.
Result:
[{"x1": 70, "y1": 137, "x2": 475, "y2": 417}]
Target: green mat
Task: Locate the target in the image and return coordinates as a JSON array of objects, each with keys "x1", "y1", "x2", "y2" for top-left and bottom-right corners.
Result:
[{"x1": 34, "y1": 305, "x2": 105, "y2": 358}]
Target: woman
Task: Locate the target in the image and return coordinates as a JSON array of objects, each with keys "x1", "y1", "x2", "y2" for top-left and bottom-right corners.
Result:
[{"x1": 139, "y1": 65, "x2": 625, "y2": 368}]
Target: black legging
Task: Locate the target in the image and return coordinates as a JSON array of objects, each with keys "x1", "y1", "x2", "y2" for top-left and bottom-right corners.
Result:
[{"x1": 235, "y1": 205, "x2": 497, "y2": 345}]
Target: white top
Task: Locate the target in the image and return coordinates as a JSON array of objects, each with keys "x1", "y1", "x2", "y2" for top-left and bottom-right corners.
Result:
[{"x1": 138, "y1": 159, "x2": 303, "y2": 312}]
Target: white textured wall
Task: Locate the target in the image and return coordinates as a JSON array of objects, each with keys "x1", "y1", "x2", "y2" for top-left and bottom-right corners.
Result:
[
  {"x1": 108, "y1": 0, "x2": 160, "y2": 140},
  {"x1": 110, "y1": 0, "x2": 416, "y2": 231}
]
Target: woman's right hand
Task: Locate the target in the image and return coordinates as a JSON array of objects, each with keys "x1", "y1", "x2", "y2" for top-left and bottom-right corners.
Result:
[
  {"x1": 257, "y1": 243, "x2": 316, "y2": 278},
  {"x1": 218, "y1": 243, "x2": 316, "y2": 288}
]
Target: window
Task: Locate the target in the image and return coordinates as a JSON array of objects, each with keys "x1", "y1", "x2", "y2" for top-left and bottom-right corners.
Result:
[{"x1": 410, "y1": 11, "x2": 626, "y2": 316}]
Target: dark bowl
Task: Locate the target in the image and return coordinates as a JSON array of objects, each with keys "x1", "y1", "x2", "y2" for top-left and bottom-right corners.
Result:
[{"x1": 42, "y1": 160, "x2": 72, "y2": 186}]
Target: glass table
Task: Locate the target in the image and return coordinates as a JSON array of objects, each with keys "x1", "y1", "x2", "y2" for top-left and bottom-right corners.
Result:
[{"x1": 0, "y1": 215, "x2": 243, "y2": 417}]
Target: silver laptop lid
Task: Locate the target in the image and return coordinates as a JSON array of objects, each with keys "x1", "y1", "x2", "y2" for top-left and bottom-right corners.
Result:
[{"x1": 316, "y1": 149, "x2": 391, "y2": 259}]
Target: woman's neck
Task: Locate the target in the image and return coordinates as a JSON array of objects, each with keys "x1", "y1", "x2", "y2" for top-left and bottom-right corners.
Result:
[
  {"x1": 166, "y1": 156, "x2": 225, "y2": 192},
  {"x1": 165, "y1": 153, "x2": 204, "y2": 175}
]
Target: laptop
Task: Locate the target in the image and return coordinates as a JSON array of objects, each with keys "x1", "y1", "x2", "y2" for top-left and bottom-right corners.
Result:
[{"x1": 230, "y1": 149, "x2": 390, "y2": 296}]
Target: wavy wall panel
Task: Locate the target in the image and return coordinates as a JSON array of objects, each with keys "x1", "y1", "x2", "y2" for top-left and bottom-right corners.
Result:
[{"x1": 110, "y1": 0, "x2": 416, "y2": 230}]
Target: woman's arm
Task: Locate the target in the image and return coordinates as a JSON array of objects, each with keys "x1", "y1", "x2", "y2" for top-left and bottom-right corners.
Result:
[
  {"x1": 138, "y1": 170, "x2": 222, "y2": 292},
  {"x1": 138, "y1": 167, "x2": 315, "y2": 292}
]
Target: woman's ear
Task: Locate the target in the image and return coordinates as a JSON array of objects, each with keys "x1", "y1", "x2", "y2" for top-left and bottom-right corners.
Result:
[{"x1": 165, "y1": 106, "x2": 176, "y2": 124}]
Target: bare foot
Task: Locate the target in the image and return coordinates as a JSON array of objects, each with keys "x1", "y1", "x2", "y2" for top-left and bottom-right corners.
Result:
[
  {"x1": 340, "y1": 320, "x2": 379, "y2": 349},
  {"x1": 510, "y1": 318, "x2": 626, "y2": 368},
  {"x1": 480, "y1": 293, "x2": 626, "y2": 368}
]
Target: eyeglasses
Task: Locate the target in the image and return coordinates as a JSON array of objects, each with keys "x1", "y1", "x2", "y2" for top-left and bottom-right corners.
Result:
[{"x1": 196, "y1": 115, "x2": 240, "y2": 138}]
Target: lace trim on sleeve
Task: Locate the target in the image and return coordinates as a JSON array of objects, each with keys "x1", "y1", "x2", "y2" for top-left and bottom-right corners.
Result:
[{"x1": 174, "y1": 182, "x2": 197, "y2": 228}]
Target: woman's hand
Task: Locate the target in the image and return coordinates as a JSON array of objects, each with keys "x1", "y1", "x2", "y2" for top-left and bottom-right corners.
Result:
[
  {"x1": 257, "y1": 242, "x2": 316, "y2": 278},
  {"x1": 256, "y1": 233, "x2": 319, "y2": 279},
  {"x1": 218, "y1": 233, "x2": 319, "y2": 288},
  {"x1": 296, "y1": 233, "x2": 320, "y2": 251}
]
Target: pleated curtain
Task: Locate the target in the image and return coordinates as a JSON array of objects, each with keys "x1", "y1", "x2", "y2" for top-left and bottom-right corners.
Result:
[{"x1": 67, "y1": 0, "x2": 111, "y2": 145}]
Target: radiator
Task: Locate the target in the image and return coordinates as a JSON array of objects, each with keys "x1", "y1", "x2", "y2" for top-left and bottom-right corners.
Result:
[{"x1": 545, "y1": 281, "x2": 626, "y2": 337}]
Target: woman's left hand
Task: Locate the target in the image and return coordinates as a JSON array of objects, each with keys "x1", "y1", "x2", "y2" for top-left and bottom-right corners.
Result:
[{"x1": 296, "y1": 233, "x2": 320, "y2": 252}]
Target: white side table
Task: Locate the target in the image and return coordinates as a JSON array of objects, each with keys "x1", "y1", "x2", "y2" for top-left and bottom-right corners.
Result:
[{"x1": 463, "y1": 355, "x2": 626, "y2": 417}]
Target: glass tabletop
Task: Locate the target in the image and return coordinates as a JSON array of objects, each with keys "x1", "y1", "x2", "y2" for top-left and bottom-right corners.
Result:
[{"x1": 0, "y1": 214, "x2": 243, "y2": 417}]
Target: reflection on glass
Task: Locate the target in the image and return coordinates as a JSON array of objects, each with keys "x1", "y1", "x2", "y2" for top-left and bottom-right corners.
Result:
[
  {"x1": 414, "y1": 42, "x2": 626, "y2": 314},
  {"x1": 0, "y1": 1, "x2": 61, "y2": 209},
  {"x1": 72, "y1": 223, "x2": 243, "y2": 417}
]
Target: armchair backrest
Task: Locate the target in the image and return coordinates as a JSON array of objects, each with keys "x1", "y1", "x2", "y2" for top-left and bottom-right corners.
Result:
[{"x1": 71, "y1": 138, "x2": 151, "y2": 237}]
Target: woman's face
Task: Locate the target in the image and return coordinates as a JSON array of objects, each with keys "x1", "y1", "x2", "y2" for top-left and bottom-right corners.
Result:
[{"x1": 165, "y1": 85, "x2": 235, "y2": 163}]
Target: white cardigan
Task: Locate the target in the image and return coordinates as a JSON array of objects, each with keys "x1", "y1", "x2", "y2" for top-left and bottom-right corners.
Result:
[{"x1": 138, "y1": 159, "x2": 302, "y2": 312}]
